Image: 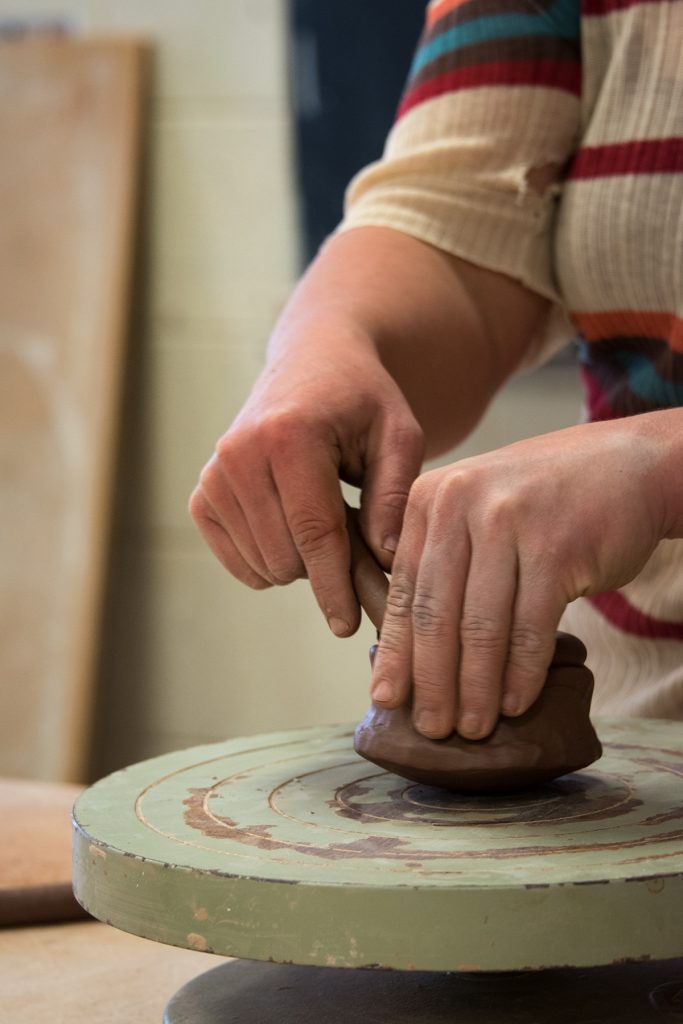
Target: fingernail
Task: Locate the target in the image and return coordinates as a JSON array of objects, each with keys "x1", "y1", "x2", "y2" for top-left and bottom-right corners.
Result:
[
  {"x1": 372, "y1": 680, "x2": 394, "y2": 703},
  {"x1": 502, "y1": 695, "x2": 522, "y2": 716},
  {"x1": 382, "y1": 534, "x2": 399, "y2": 553},
  {"x1": 415, "y1": 711, "x2": 440, "y2": 736},
  {"x1": 459, "y1": 713, "x2": 484, "y2": 738},
  {"x1": 328, "y1": 617, "x2": 350, "y2": 637}
]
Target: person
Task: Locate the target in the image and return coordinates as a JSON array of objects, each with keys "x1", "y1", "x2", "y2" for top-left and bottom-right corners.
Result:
[{"x1": 190, "y1": 0, "x2": 683, "y2": 743}]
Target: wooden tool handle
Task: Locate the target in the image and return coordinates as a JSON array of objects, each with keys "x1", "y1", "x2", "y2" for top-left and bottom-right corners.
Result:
[{"x1": 346, "y1": 506, "x2": 389, "y2": 632}]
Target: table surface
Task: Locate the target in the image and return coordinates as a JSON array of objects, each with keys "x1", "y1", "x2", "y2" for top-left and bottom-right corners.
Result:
[
  {"x1": 73, "y1": 717, "x2": 683, "y2": 971},
  {"x1": 0, "y1": 920, "x2": 223, "y2": 1024}
]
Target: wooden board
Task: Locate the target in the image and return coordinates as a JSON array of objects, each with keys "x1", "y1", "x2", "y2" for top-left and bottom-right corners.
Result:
[
  {"x1": 73, "y1": 718, "x2": 683, "y2": 972},
  {"x1": 0, "y1": 37, "x2": 146, "y2": 782},
  {"x1": 0, "y1": 777, "x2": 88, "y2": 926}
]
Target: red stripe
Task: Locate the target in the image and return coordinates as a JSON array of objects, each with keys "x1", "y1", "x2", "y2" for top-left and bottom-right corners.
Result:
[
  {"x1": 583, "y1": 0, "x2": 672, "y2": 14},
  {"x1": 570, "y1": 139, "x2": 683, "y2": 179},
  {"x1": 588, "y1": 592, "x2": 683, "y2": 641},
  {"x1": 397, "y1": 60, "x2": 580, "y2": 119}
]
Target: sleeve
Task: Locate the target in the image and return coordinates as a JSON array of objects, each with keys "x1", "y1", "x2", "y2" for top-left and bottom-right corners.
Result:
[{"x1": 339, "y1": 0, "x2": 582, "y2": 312}]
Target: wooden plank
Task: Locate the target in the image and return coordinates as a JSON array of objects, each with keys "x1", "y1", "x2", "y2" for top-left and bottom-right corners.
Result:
[
  {"x1": 0, "y1": 38, "x2": 146, "y2": 781},
  {"x1": 0, "y1": 777, "x2": 88, "y2": 926}
]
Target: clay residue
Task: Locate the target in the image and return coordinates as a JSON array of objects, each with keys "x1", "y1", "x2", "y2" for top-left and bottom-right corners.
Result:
[
  {"x1": 331, "y1": 775, "x2": 641, "y2": 828},
  {"x1": 181, "y1": 783, "x2": 683, "y2": 864},
  {"x1": 183, "y1": 785, "x2": 412, "y2": 859}
]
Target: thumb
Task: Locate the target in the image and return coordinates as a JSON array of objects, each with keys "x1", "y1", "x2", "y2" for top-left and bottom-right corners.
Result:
[{"x1": 360, "y1": 414, "x2": 424, "y2": 569}]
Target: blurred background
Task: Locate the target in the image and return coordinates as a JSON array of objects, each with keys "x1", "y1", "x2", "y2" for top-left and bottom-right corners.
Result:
[{"x1": 0, "y1": 1, "x2": 583, "y2": 785}]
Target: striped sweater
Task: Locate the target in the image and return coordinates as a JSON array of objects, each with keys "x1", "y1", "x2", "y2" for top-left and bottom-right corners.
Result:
[{"x1": 341, "y1": 0, "x2": 683, "y2": 718}]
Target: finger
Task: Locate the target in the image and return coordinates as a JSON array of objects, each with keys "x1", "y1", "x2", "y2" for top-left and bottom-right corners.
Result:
[
  {"x1": 230, "y1": 464, "x2": 306, "y2": 584},
  {"x1": 273, "y1": 445, "x2": 360, "y2": 637},
  {"x1": 410, "y1": 514, "x2": 470, "y2": 739},
  {"x1": 500, "y1": 562, "x2": 565, "y2": 717},
  {"x1": 198, "y1": 456, "x2": 276, "y2": 583},
  {"x1": 347, "y1": 507, "x2": 389, "y2": 631},
  {"x1": 369, "y1": 499, "x2": 427, "y2": 710},
  {"x1": 188, "y1": 488, "x2": 272, "y2": 590},
  {"x1": 456, "y1": 535, "x2": 517, "y2": 740},
  {"x1": 360, "y1": 414, "x2": 424, "y2": 570}
]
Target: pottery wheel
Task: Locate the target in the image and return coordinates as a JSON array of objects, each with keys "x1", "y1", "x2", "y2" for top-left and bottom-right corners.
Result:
[{"x1": 72, "y1": 717, "x2": 683, "y2": 973}]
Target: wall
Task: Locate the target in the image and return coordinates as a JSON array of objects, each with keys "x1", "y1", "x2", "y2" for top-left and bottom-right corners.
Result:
[{"x1": 1, "y1": 2, "x2": 583, "y2": 778}]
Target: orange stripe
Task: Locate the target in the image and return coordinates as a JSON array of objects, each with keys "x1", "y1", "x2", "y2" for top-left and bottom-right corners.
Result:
[
  {"x1": 573, "y1": 311, "x2": 683, "y2": 353},
  {"x1": 426, "y1": 0, "x2": 474, "y2": 28}
]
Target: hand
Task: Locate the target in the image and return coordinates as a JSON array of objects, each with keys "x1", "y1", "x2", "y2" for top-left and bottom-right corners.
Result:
[
  {"x1": 189, "y1": 224, "x2": 554, "y2": 635},
  {"x1": 370, "y1": 416, "x2": 670, "y2": 740},
  {"x1": 189, "y1": 324, "x2": 424, "y2": 637}
]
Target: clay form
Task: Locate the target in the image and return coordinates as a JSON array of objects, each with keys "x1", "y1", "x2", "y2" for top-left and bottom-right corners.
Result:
[
  {"x1": 354, "y1": 632, "x2": 603, "y2": 792},
  {"x1": 345, "y1": 507, "x2": 602, "y2": 792}
]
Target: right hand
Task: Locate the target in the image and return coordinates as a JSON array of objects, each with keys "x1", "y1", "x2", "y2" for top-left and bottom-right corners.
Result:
[{"x1": 189, "y1": 319, "x2": 424, "y2": 637}]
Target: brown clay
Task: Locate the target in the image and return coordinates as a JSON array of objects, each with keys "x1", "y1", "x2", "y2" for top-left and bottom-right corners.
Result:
[{"x1": 354, "y1": 632, "x2": 603, "y2": 792}]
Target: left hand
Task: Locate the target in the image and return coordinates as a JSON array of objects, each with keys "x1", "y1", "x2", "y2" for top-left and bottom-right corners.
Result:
[{"x1": 369, "y1": 416, "x2": 670, "y2": 741}]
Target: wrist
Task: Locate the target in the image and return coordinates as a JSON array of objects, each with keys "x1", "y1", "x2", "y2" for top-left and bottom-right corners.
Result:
[{"x1": 646, "y1": 409, "x2": 683, "y2": 540}]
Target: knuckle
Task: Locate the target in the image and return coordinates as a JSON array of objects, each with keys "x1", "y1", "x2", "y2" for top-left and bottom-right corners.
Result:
[
  {"x1": 198, "y1": 461, "x2": 223, "y2": 500},
  {"x1": 483, "y1": 493, "x2": 521, "y2": 531},
  {"x1": 262, "y1": 410, "x2": 313, "y2": 455},
  {"x1": 214, "y1": 430, "x2": 242, "y2": 465},
  {"x1": 374, "y1": 486, "x2": 411, "y2": 515},
  {"x1": 198, "y1": 463, "x2": 215, "y2": 489},
  {"x1": 412, "y1": 590, "x2": 449, "y2": 638},
  {"x1": 375, "y1": 630, "x2": 402, "y2": 657},
  {"x1": 460, "y1": 614, "x2": 507, "y2": 653},
  {"x1": 439, "y1": 469, "x2": 467, "y2": 498},
  {"x1": 289, "y1": 511, "x2": 342, "y2": 556},
  {"x1": 268, "y1": 557, "x2": 304, "y2": 585},
  {"x1": 385, "y1": 574, "x2": 414, "y2": 619},
  {"x1": 188, "y1": 487, "x2": 206, "y2": 523},
  {"x1": 508, "y1": 623, "x2": 550, "y2": 666},
  {"x1": 408, "y1": 472, "x2": 432, "y2": 506}
]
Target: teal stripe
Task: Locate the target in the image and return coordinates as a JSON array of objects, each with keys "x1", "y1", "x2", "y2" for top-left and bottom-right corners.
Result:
[
  {"x1": 616, "y1": 352, "x2": 683, "y2": 406},
  {"x1": 410, "y1": 0, "x2": 580, "y2": 80}
]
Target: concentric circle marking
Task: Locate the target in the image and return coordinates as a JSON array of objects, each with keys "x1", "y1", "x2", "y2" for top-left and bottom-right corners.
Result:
[
  {"x1": 72, "y1": 718, "x2": 683, "y2": 970},
  {"x1": 328, "y1": 770, "x2": 637, "y2": 829},
  {"x1": 112, "y1": 721, "x2": 683, "y2": 885}
]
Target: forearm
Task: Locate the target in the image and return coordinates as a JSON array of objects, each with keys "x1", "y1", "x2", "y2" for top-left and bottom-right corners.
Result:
[{"x1": 269, "y1": 226, "x2": 550, "y2": 458}]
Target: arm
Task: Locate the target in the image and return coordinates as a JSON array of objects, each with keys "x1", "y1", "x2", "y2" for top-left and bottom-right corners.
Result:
[
  {"x1": 190, "y1": 224, "x2": 547, "y2": 635},
  {"x1": 191, "y1": 0, "x2": 584, "y2": 731},
  {"x1": 271, "y1": 226, "x2": 551, "y2": 458}
]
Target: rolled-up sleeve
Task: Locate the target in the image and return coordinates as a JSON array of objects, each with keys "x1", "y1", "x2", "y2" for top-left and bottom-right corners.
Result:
[{"x1": 340, "y1": 0, "x2": 582, "y2": 306}]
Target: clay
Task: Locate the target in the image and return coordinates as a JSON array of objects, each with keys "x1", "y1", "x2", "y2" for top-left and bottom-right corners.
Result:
[{"x1": 354, "y1": 632, "x2": 603, "y2": 792}]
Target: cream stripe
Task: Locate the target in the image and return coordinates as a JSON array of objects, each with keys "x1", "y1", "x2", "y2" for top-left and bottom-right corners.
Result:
[
  {"x1": 342, "y1": 86, "x2": 581, "y2": 308},
  {"x1": 560, "y1": 596, "x2": 683, "y2": 719},
  {"x1": 618, "y1": 540, "x2": 683, "y2": 621},
  {"x1": 556, "y1": 173, "x2": 683, "y2": 315},
  {"x1": 581, "y1": 3, "x2": 683, "y2": 141},
  {"x1": 386, "y1": 87, "x2": 580, "y2": 168}
]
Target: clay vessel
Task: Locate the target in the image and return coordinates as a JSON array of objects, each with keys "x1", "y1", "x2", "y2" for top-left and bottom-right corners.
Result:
[{"x1": 354, "y1": 632, "x2": 602, "y2": 792}]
